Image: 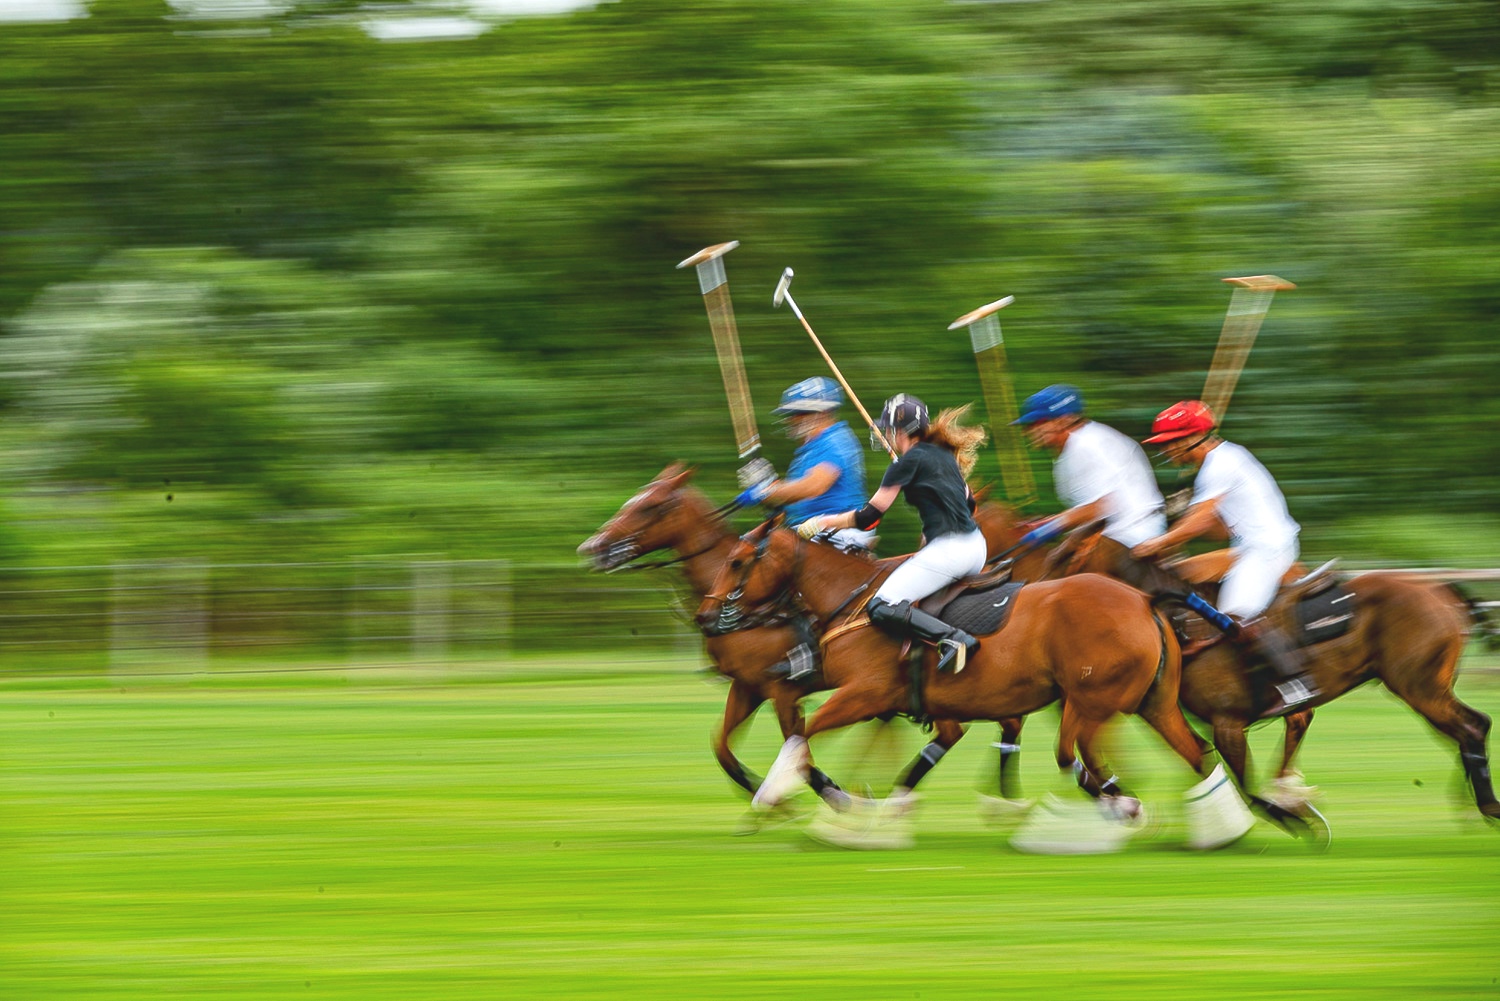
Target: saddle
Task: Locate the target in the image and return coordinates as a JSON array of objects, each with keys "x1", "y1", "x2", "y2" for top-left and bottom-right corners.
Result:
[
  {"x1": 1276, "y1": 561, "x2": 1357, "y2": 648},
  {"x1": 916, "y1": 567, "x2": 1025, "y2": 639},
  {"x1": 1175, "y1": 560, "x2": 1357, "y2": 656}
]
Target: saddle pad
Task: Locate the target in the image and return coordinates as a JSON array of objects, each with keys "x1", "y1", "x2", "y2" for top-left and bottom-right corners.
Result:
[
  {"x1": 1294, "y1": 580, "x2": 1356, "y2": 647},
  {"x1": 938, "y1": 582, "x2": 1026, "y2": 638}
]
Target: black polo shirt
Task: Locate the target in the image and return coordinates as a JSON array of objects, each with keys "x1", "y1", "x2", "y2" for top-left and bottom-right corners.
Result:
[{"x1": 879, "y1": 442, "x2": 976, "y2": 540}]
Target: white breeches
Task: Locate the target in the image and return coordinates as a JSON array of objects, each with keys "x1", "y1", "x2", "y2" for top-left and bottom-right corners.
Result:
[
  {"x1": 826, "y1": 528, "x2": 877, "y2": 554},
  {"x1": 873, "y1": 529, "x2": 987, "y2": 606},
  {"x1": 1219, "y1": 542, "x2": 1299, "y2": 619}
]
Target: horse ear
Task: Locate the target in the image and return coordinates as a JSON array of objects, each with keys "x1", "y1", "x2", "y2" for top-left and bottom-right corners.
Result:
[
  {"x1": 662, "y1": 463, "x2": 696, "y2": 488},
  {"x1": 767, "y1": 511, "x2": 786, "y2": 531},
  {"x1": 972, "y1": 482, "x2": 993, "y2": 504}
]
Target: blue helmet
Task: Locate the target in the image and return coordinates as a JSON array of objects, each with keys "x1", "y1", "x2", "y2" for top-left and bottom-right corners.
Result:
[
  {"x1": 1012, "y1": 384, "x2": 1085, "y2": 425},
  {"x1": 773, "y1": 376, "x2": 844, "y2": 415}
]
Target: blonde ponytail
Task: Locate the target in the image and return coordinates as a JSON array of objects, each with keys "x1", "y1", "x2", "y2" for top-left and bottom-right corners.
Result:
[{"x1": 923, "y1": 404, "x2": 987, "y2": 478}]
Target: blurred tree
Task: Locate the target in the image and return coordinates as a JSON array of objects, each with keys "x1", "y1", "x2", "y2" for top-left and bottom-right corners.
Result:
[{"x1": 0, "y1": 0, "x2": 1496, "y2": 584}]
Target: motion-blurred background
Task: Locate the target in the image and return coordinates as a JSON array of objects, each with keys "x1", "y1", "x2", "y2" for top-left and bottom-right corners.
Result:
[{"x1": 2, "y1": 0, "x2": 1498, "y2": 665}]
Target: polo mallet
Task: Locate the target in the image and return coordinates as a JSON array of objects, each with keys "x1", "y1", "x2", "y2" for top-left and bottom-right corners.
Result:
[
  {"x1": 948, "y1": 296, "x2": 1037, "y2": 508},
  {"x1": 1201, "y1": 274, "x2": 1296, "y2": 421},
  {"x1": 678, "y1": 242, "x2": 773, "y2": 487},
  {"x1": 772, "y1": 267, "x2": 896, "y2": 460},
  {"x1": 1163, "y1": 273, "x2": 1297, "y2": 517}
]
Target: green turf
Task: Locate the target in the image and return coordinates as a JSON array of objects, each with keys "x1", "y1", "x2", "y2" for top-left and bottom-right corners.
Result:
[{"x1": 3, "y1": 657, "x2": 1499, "y2": 1000}]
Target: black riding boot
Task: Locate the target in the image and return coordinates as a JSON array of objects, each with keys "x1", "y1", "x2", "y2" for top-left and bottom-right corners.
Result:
[
  {"x1": 868, "y1": 598, "x2": 980, "y2": 674},
  {"x1": 1235, "y1": 617, "x2": 1319, "y2": 716}
]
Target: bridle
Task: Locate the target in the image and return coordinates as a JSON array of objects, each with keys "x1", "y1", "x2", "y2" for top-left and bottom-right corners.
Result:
[
  {"x1": 699, "y1": 529, "x2": 879, "y2": 638},
  {"x1": 594, "y1": 494, "x2": 740, "y2": 573},
  {"x1": 699, "y1": 528, "x2": 804, "y2": 636}
]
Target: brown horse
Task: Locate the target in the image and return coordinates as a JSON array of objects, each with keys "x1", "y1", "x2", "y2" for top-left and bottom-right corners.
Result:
[
  {"x1": 696, "y1": 521, "x2": 1210, "y2": 821},
  {"x1": 579, "y1": 464, "x2": 1026, "y2": 807},
  {"x1": 1016, "y1": 532, "x2": 1499, "y2": 826}
]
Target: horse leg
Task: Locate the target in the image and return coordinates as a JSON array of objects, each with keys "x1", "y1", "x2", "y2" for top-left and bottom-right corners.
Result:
[
  {"x1": 1054, "y1": 702, "x2": 1088, "y2": 787},
  {"x1": 895, "y1": 719, "x2": 968, "y2": 796},
  {"x1": 1136, "y1": 684, "x2": 1209, "y2": 777},
  {"x1": 715, "y1": 680, "x2": 766, "y2": 796},
  {"x1": 995, "y1": 716, "x2": 1027, "y2": 800},
  {"x1": 767, "y1": 684, "x2": 845, "y2": 807},
  {"x1": 1213, "y1": 714, "x2": 1315, "y2": 838},
  {"x1": 1073, "y1": 715, "x2": 1157, "y2": 826},
  {"x1": 1070, "y1": 717, "x2": 1110, "y2": 798},
  {"x1": 1385, "y1": 657, "x2": 1499, "y2": 820},
  {"x1": 977, "y1": 716, "x2": 1034, "y2": 827},
  {"x1": 1259, "y1": 710, "x2": 1321, "y2": 811},
  {"x1": 755, "y1": 683, "x2": 896, "y2": 810},
  {"x1": 1211, "y1": 717, "x2": 1251, "y2": 791},
  {"x1": 1276, "y1": 709, "x2": 1314, "y2": 779}
]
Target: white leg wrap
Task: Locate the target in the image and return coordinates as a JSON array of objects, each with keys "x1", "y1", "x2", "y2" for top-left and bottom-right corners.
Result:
[
  {"x1": 1183, "y1": 763, "x2": 1255, "y2": 850},
  {"x1": 752, "y1": 736, "x2": 809, "y2": 811}
]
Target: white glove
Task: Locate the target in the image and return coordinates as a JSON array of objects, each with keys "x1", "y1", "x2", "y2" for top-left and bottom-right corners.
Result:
[
  {"x1": 796, "y1": 517, "x2": 829, "y2": 540},
  {"x1": 737, "y1": 458, "x2": 777, "y2": 490}
]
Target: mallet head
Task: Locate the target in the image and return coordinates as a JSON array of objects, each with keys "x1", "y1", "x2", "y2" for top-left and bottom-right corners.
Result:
[{"x1": 773, "y1": 267, "x2": 794, "y2": 307}]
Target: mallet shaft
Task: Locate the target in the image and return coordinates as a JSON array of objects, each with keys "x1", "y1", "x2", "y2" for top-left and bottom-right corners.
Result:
[{"x1": 783, "y1": 289, "x2": 896, "y2": 459}]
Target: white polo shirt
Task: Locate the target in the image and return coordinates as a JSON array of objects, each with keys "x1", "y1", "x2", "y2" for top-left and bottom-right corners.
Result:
[
  {"x1": 1193, "y1": 440, "x2": 1299, "y2": 552},
  {"x1": 1054, "y1": 421, "x2": 1167, "y2": 548}
]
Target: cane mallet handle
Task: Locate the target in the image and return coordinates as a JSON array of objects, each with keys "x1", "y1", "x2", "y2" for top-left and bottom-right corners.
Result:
[
  {"x1": 949, "y1": 295, "x2": 1036, "y2": 507},
  {"x1": 773, "y1": 267, "x2": 896, "y2": 459},
  {"x1": 1202, "y1": 274, "x2": 1296, "y2": 421},
  {"x1": 679, "y1": 241, "x2": 761, "y2": 459}
]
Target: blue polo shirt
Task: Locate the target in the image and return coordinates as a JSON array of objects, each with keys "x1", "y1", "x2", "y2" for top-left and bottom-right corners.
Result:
[{"x1": 784, "y1": 421, "x2": 868, "y2": 527}]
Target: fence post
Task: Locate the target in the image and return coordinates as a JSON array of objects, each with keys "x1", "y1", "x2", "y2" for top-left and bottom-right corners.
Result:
[
  {"x1": 109, "y1": 560, "x2": 208, "y2": 676},
  {"x1": 411, "y1": 558, "x2": 451, "y2": 668}
]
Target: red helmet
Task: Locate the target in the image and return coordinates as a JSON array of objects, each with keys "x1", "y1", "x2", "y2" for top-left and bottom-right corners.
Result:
[{"x1": 1143, "y1": 400, "x2": 1217, "y2": 444}]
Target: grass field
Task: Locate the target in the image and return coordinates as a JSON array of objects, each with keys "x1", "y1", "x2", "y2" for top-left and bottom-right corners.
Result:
[{"x1": 3, "y1": 654, "x2": 1499, "y2": 1000}]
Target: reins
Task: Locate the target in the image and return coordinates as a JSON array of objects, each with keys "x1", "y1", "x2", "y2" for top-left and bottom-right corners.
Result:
[
  {"x1": 605, "y1": 498, "x2": 741, "y2": 573},
  {"x1": 705, "y1": 529, "x2": 882, "y2": 643}
]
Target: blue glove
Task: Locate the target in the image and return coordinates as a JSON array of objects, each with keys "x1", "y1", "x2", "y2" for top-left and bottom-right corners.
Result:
[
  {"x1": 733, "y1": 481, "x2": 774, "y2": 507},
  {"x1": 1018, "y1": 519, "x2": 1064, "y2": 547}
]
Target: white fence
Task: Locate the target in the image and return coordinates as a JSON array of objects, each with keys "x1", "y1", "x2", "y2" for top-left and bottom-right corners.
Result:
[
  {"x1": 0, "y1": 560, "x2": 1492, "y2": 675},
  {"x1": 0, "y1": 558, "x2": 706, "y2": 673}
]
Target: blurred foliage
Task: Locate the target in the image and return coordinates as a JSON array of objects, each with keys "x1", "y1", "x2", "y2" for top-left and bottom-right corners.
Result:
[{"x1": 1, "y1": 0, "x2": 1498, "y2": 579}]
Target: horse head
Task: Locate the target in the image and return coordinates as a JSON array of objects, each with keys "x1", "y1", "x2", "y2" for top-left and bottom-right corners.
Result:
[
  {"x1": 579, "y1": 463, "x2": 711, "y2": 571},
  {"x1": 694, "y1": 516, "x2": 792, "y2": 632}
]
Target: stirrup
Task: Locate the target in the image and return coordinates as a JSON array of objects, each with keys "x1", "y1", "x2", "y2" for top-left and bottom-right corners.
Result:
[{"x1": 937, "y1": 638, "x2": 968, "y2": 674}]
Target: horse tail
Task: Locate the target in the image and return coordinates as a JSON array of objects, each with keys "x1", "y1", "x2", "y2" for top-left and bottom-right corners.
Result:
[
  {"x1": 1448, "y1": 582, "x2": 1500, "y2": 651},
  {"x1": 1134, "y1": 602, "x2": 1179, "y2": 714}
]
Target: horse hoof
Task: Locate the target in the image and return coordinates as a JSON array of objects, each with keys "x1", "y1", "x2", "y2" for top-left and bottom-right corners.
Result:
[
  {"x1": 1300, "y1": 803, "x2": 1332, "y2": 851},
  {"x1": 1100, "y1": 796, "x2": 1158, "y2": 838},
  {"x1": 1010, "y1": 794, "x2": 1133, "y2": 855},
  {"x1": 977, "y1": 794, "x2": 1034, "y2": 828},
  {"x1": 1263, "y1": 772, "x2": 1321, "y2": 811},
  {"x1": 805, "y1": 796, "x2": 916, "y2": 851},
  {"x1": 734, "y1": 800, "x2": 802, "y2": 836}
]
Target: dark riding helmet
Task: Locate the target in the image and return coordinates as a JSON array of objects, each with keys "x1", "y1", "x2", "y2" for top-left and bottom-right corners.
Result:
[{"x1": 874, "y1": 393, "x2": 928, "y2": 449}]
